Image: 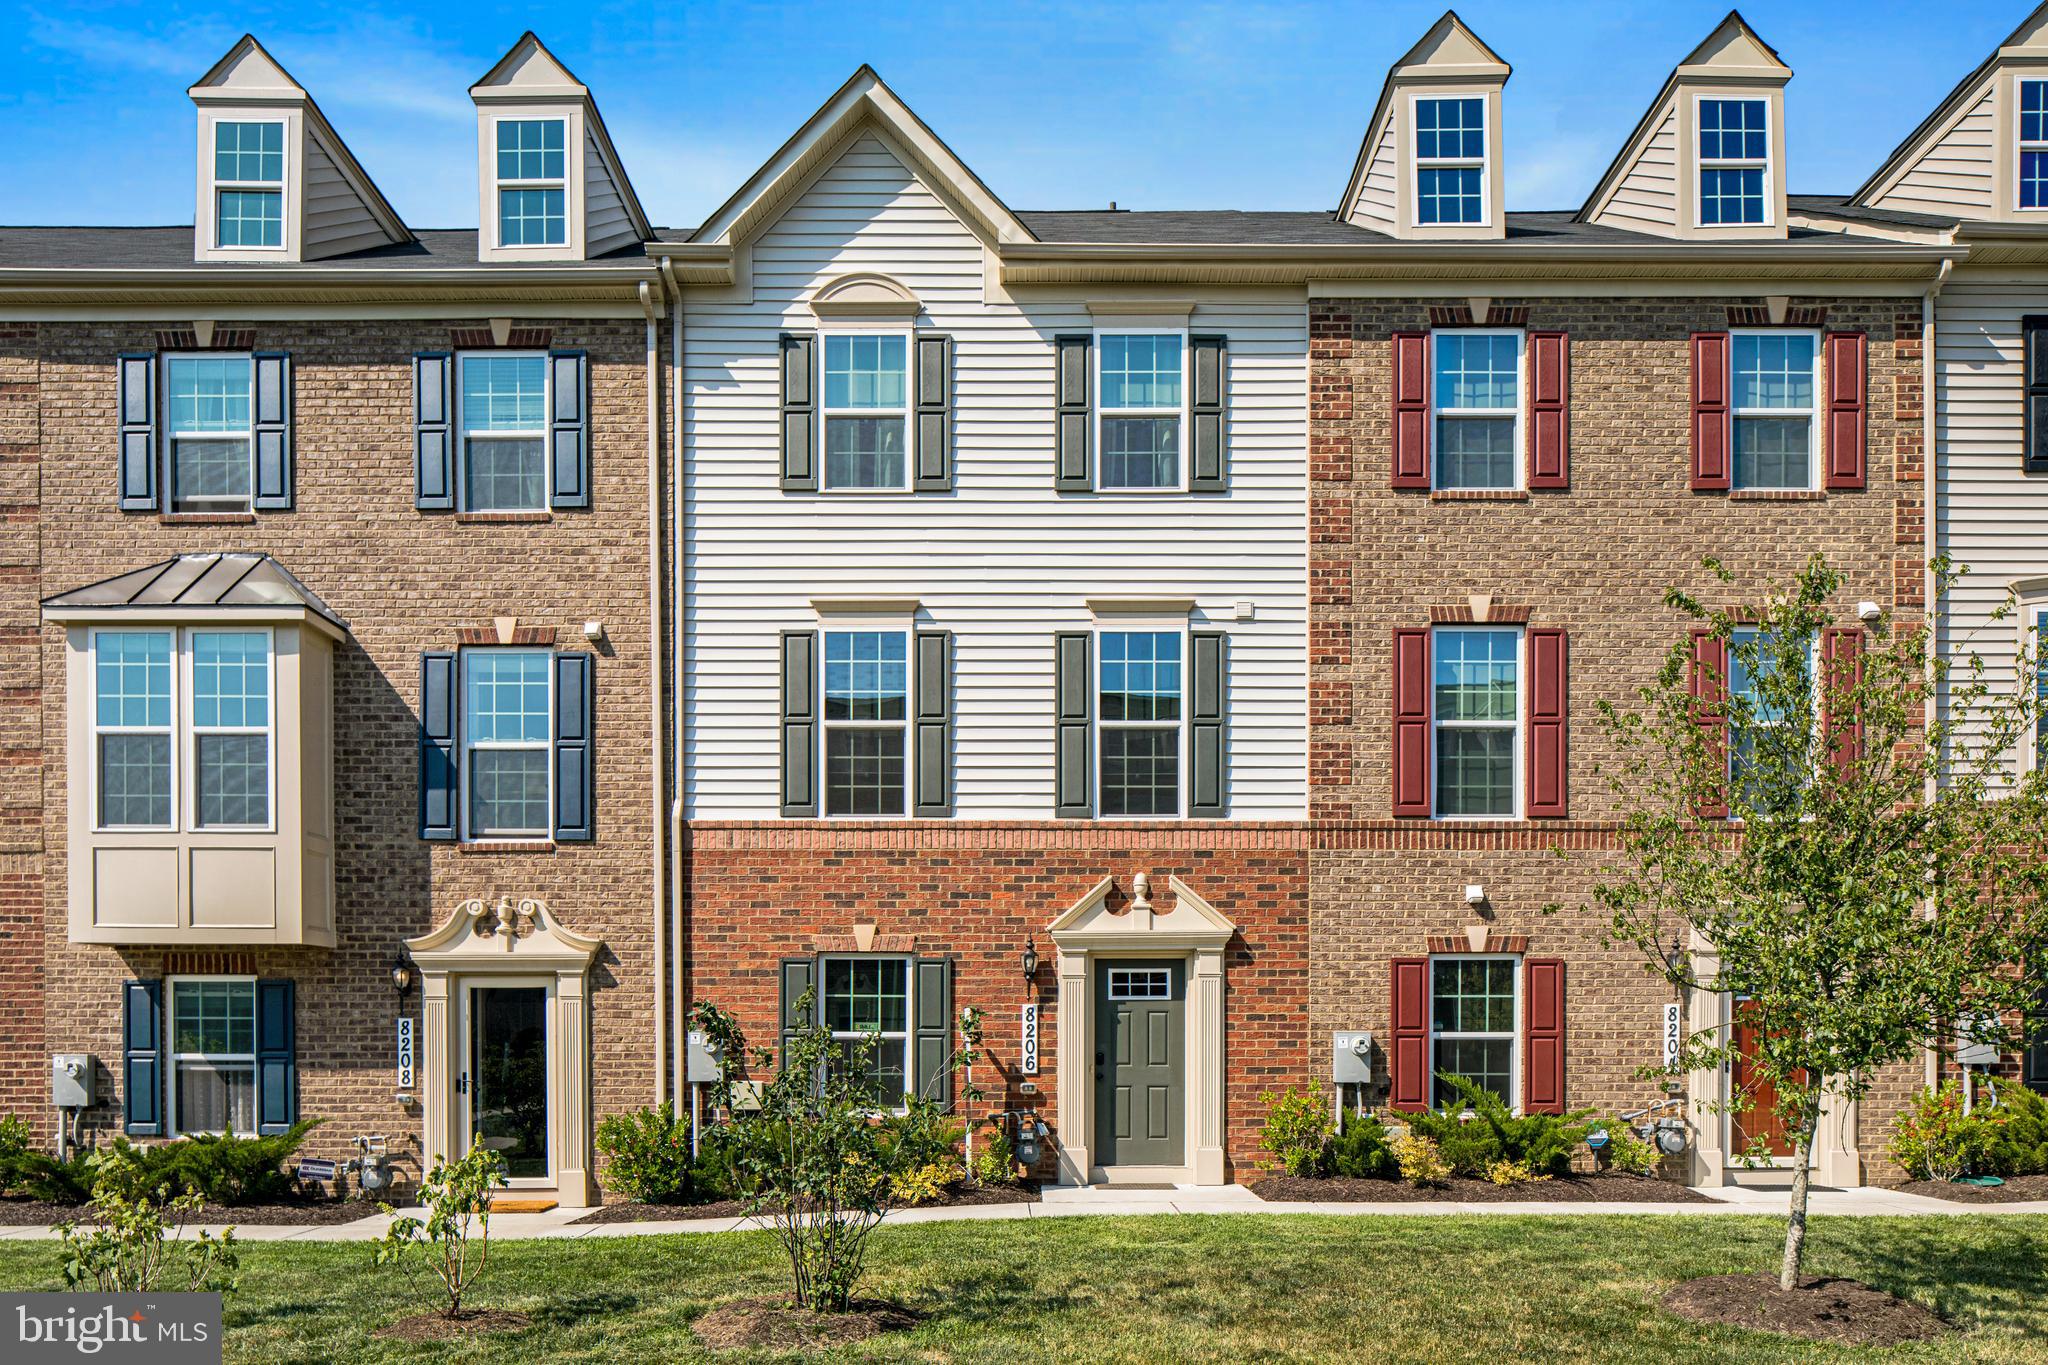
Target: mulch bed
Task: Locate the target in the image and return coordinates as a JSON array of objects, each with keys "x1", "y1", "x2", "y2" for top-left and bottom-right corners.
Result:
[
  {"x1": 1897, "y1": 1173, "x2": 2048, "y2": 1203},
  {"x1": 569, "y1": 1181, "x2": 1041, "y2": 1225},
  {"x1": 372, "y1": 1309, "x2": 533, "y2": 1343},
  {"x1": 1249, "y1": 1173, "x2": 1713, "y2": 1204},
  {"x1": 0, "y1": 1196, "x2": 382, "y2": 1227},
  {"x1": 692, "y1": 1296, "x2": 919, "y2": 1353},
  {"x1": 1662, "y1": 1273, "x2": 1950, "y2": 1346}
]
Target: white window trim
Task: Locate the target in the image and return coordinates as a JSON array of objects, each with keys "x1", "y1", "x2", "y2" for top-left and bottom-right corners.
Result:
[
  {"x1": 2018, "y1": 74, "x2": 2048, "y2": 214},
  {"x1": 1408, "y1": 91, "x2": 1491, "y2": 229},
  {"x1": 491, "y1": 116, "x2": 569, "y2": 251},
  {"x1": 1693, "y1": 94, "x2": 1773, "y2": 229},
  {"x1": 1726, "y1": 627, "x2": 1823, "y2": 797},
  {"x1": 817, "y1": 324, "x2": 915, "y2": 493},
  {"x1": 184, "y1": 626, "x2": 277, "y2": 835},
  {"x1": 163, "y1": 352, "x2": 256, "y2": 515},
  {"x1": 1105, "y1": 965, "x2": 1174, "y2": 999},
  {"x1": 819, "y1": 954, "x2": 915, "y2": 1113},
  {"x1": 1093, "y1": 327, "x2": 1190, "y2": 493},
  {"x1": 1428, "y1": 328, "x2": 1525, "y2": 491},
  {"x1": 454, "y1": 350, "x2": 550, "y2": 514},
  {"x1": 460, "y1": 646, "x2": 555, "y2": 843},
  {"x1": 210, "y1": 119, "x2": 287, "y2": 253},
  {"x1": 89, "y1": 627, "x2": 177, "y2": 834},
  {"x1": 1430, "y1": 624, "x2": 1524, "y2": 822},
  {"x1": 2024, "y1": 601, "x2": 2048, "y2": 774},
  {"x1": 1094, "y1": 618, "x2": 1191, "y2": 820},
  {"x1": 1729, "y1": 329, "x2": 1821, "y2": 492},
  {"x1": 167, "y1": 975, "x2": 259, "y2": 1138},
  {"x1": 1427, "y1": 952, "x2": 1523, "y2": 1113},
  {"x1": 818, "y1": 625, "x2": 911, "y2": 819}
]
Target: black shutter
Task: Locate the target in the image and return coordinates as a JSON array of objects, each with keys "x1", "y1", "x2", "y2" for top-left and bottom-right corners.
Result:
[
  {"x1": 117, "y1": 353, "x2": 158, "y2": 512},
  {"x1": 122, "y1": 980, "x2": 163, "y2": 1136},
  {"x1": 1190, "y1": 630, "x2": 1226, "y2": 817},
  {"x1": 1190, "y1": 334, "x2": 1227, "y2": 492},
  {"x1": 1055, "y1": 631, "x2": 1093, "y2": 818},
  {"x1": 913, "y1": 630, "x2": 953, "y2": 817},
  {"x1": 419, "y1": 651, "x2": 459, "y2": 840},
  {"x1": 778, "y1": 957, "x2": 816, "y2": 1068},
  {"x1": 548, "y1": 350, "x2": 589, "y2": 509},
  {"x1": 255, "y1": 979, "x2": 297, "y2": 1135},
  {"x1": 252, "y1": 352, "x2": 293, "y2": 511},
  {"x1": 2026, "y1": 316, "x2": 2048, "y2": 475},
  {"x1": 915, "y1": 958, "x2": 954, "y2": 1106},
  {"x1": 914, "y1": 333, "x2": 953, "y2": 492},
  {"x1": 414, "y1": 353, "x2": 454, "y2": 511},
  {"x1": 780, "y1": 631, "x2": 819, "y2": 817},
  {"x1": 1054, "y1": 334, "x2": 1092, "y2": 492},
  {"x1": 780, "y1": 332, "x2": 818, "y2": 492},
  {"x1": 552, "y1": 651, "x2": 595, "y2": 841}
]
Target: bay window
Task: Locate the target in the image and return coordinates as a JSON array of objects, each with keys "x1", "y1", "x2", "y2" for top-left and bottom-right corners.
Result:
[
  {"x1": 94, "y1": 630, "x2": 173, "y2": 829},
  {"x1": 92, "y1": 628, "x2": 273, "y2": 832}
]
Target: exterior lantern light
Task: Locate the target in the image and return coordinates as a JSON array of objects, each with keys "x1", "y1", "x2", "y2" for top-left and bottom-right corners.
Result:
[
  {"x1": 1022, "y1": 940, "x2": 1038, "y2": 983},
  {"x1": 390, "y1": 952, "x2": 415, "y2": 999}
]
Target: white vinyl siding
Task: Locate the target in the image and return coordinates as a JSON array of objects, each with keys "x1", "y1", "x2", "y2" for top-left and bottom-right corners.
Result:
[
  {"x1": 1871, "y1": 86, "x2": 1997, "y2": 220},
  {"x1": 1594, "y1": 105, "x2": 1680, "y2": 235},
  {"x1": 683, "y1": 131, "x2": 1306, "y2": 819}
]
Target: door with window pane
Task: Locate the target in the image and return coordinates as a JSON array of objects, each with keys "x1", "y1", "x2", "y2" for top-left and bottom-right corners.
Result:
[{"x1": 465, "y1": 985, "x2": 550, "y2": 1181}]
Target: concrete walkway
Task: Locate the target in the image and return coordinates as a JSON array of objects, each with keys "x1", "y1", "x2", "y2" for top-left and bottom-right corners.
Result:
[{"x1": 2, "y1": 1182, "x2": 2042, "y2": 1243}]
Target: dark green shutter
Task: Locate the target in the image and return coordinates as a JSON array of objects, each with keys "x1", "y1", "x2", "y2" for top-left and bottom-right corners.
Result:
[
  {"x1": 914, "y1": 333, "x2": 953, "y2": 491},
  {"x1": 414, "y1": 353, "x2": 454, "y2": 510},
  {"x1": 780, "y1": 631, "x2": 818, "y2": 817},
  {"x1": 1190, "y1": 630, "x2": 1226, "y2": 818},
  {"x1": 1055, "y1": 632, "x2": 1092, "y2": 818},
  {"x1": 913, "y1": 630, "x2": 953, "y2": 817},
  {"x1": 552, "y1": 652, "x2": 594, "y2": 841},
  {"x1": 2026, "y1": 317, "x2": 2048, "y2": 475},
  {"x1": 778, "y1": 957, "x2": 816, "y2": 1068},
  {"x1": 2028, "y1": 979, "x2": 2048, "y2": 1094},
  {"x1": 915, "y1": 958, "x2": 954, "y2": 1106},
  {"x1": 117, "y1": 354, "x2": 158, "y2": 512},
  {"x1": 419, "y1": 651, "x2": 459, "y2": 840},
  {"x1": 548, "y1": 351, "x2": 590, "y2": 509},
  {"x1": 252, "y1": 352, "x2": 293, "y2": 510},
  {"x1": 1190, "y1": 334, "x2": 1227, "y2": 492},
  {"x1": 780, "y1": 332, "x2": 818, "y2": 492},
  {"x1": 255, "y1": 979, "x2": 297, "y2": 1135},
  {"x1": 1054, "y1": 334, "x2": 1092, "y2": 492},
  {"x1": 122, "y1": 980, "x2": 162, "y2": 1136}
]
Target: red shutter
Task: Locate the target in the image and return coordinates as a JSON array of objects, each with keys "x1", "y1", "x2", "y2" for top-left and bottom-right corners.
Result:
[
  {"x1": 1690, "y1": 628, "x2": 1729, "y2": 819},
  {"x1": 1526, "y1": 628, "x2": 1568, "y2": 818},
  {"x1": 1391, "y1": 331, "x2": 1430, "y2": 489},
  {"x1": 1527, "y1": 330, "x2": 1570, "y2": 489},
  {"x1": 1690, "y1": 332, "x2": 1732, "y2": 491},
  {"x1": 1523, "y1": 958, "x2": 1567, "y2": 1115},
  {"x1": 1822, "y1": 626, "x2": 1865, "y2": 780},
  {"x1": 1392, "y1": 628, "x2": 1432, "y2": 817},
  {"x1": 1390, "y1": 957, "x2": 1430, "y2": 1112},
  {"x1": 1824, "y1": 330, "x2": 1867, "y2": 491}
]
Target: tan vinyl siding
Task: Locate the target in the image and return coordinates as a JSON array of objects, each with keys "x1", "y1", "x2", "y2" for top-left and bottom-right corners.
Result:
[
  {"x1": 1348, "y1": 121, "x2": 1398, "y2": 232},
  {"x1": 1875, "y1": 88, "x2": 1997, "y2": 219},
  {"x1": 300, "y1": 136, "x2": 390, "y2": 260},
  {"x1": 1594, "y1": 105, "x2": 1679, "y2": 235},
  {"x1": 584, "y1": 130, "x2": 637, "y2": 257}
]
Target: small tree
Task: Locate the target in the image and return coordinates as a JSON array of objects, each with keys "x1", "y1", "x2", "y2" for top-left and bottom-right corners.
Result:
[
  {"x1": 952, "y1": 1006, "x2": 986, "y2": 1176},
  {"x1": 373, "y1": 1138, "x2": 508, "y2": 1318},
  {"x1": 55, "y1": 1147, "x2": 238, "y2": 1294},
  {"x1": 1585, "y1": 556, "x2": 2048, "y2": 1290}
]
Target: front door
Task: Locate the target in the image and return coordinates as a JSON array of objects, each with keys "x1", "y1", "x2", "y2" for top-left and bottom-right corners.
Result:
[
  {"x1": 464, "y1": 984, "x2": 551, "y2": 1182},
  {"x1": 1095, "y1": 960, "x2": 1185, "y2": 1167},
  {"x1": 1731, "y1": 1002, "x2": 1806, "y2": 1159}
]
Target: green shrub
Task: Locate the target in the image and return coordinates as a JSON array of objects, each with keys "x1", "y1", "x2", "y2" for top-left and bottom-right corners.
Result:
[
  {"x1": 1485, "y1": 1157, "x2": 1549, "y2": 1186},
  {"x1": 111, "y1": 1122, "x2": 318, "y2": 1206},
  {"x1": 973, "y1": 1128, "x2": 1018, "y2": 1186},
  {"x1": 374, "y1": 1137, "x2": 508, "y2": 1318},
  {"x1": 689, "y1": 1137, "x2": 740, "y2": 1202},
  {"x1": 56, "y1": 1147, "x2": 238, "y2": 1295},
  {"x1": 1406, "y1": 1075, "x2": 1596, "y2": 1177},
  {"x1": 877, "y1": 1096, "x2": 963, "y2": 1176},
  {"x1": 1603, "y1": 1126, "x2": 1660, "y2": 1177},
  {"x1": 9, "y1": 1150, "x2": 95, "y2": 1204},
  {"x1": 1328, "y1": 1113, "x2": 1398, "y2": 1180},
  {"x1": 1984, "y1": 1083, "x2": 2048, "y2": 1177},
  {"x1": 1889, "y1": 1082, "x2": 2001, "y2": 1181},
  {"x1": 595, "y1": 1103, "x2": 694, "y2": 1204},
  {"x1": 0, "y1": 1117, "x2": 34, "y2": 1197},
  {"x1": 888, "y1": 1158, "x2": 962, "y2": 1206},
  {"x1": 1392, "y1": 1133, "x2": 1449, "y2": 1186},
  {"x1": 1257, "y1": 1084, "x2": 1334, "y2": 1177}
]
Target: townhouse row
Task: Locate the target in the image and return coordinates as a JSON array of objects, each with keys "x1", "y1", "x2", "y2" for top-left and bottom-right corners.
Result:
[{"x1": 0, "y1": 7, "x2": 2043, "y2": 1204}]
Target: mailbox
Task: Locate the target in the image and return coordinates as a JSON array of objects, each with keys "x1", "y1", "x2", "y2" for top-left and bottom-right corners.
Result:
[
  {"x1": 686, "y1": 1029, "x2": 722, "y2": 1085},
  {"x1": 1332, "y1": 1031, "x2": 1374, "y2": 1086},
  {"x1": 51, "y1": 1054, "x2": 93, "y2": 1108}
]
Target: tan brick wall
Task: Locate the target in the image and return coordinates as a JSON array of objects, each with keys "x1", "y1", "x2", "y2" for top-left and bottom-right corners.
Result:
[{"x1": 0, "y1": 324, "x2": 45, "y2": 1120}]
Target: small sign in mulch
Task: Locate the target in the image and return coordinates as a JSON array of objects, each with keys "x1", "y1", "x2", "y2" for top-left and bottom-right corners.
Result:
[
  {"x1": 1899, "y1": 1173, "x2": 2048, "y2": 1203},
  {"x1": 1248, "y1": 1173, "x2": 1713, "y2": 1204},
  {"x1": 692, "y1": 1297, "x2": 920, "y2": 1353},
  {"x1": 372, "y1": 1308, "x2": 533, "y2": 1343},
  {"x1": 1661, "y1": 1274, "x2": 1950, "y2": 1346},
  {"x1": 569, "y1": 1181, "x2": 1042, "y2": 1225}
]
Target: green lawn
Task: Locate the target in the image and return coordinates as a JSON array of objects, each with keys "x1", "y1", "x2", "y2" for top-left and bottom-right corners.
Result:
[{"x1": 3, "y1": 1215, "x2": 2046, "y2": 1362}]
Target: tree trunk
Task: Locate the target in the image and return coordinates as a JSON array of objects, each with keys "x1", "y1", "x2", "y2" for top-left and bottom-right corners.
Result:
[{"x1": 1777, "y1": 1107, "x2": 1824, "y2": 1292}]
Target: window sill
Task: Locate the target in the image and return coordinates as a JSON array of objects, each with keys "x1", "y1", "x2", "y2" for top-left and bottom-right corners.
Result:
[
  {"x1": 159, "y1": 512, "x2": 257, "y2": 525},
  {"x1": 1429, "y1": 489, "x2": 1529, "y2": 502},
  {"x1": 455, "y1": 511, "x2": 553, "y2": 524},
  {"x1": 457, "y1": 840, "x2": 558, "y2": 854},
  {"x1": 1728, "y1": 489, "x2": 1825, "y2": 502}
]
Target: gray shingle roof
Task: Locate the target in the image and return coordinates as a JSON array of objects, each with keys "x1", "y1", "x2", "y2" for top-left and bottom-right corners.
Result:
[
  {"x1": 43, "y1": 553, "x2": 349, "y2": 632},
  {"x1": 1787, "y1": 195, "x2": 1960, "y2": 230},
  {"x1": 1013, "y1": 208, "x2": 1870, "y2": 247}
]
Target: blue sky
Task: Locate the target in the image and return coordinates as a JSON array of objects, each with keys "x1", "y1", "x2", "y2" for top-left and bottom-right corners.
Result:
[{"x1": 0, "y1": 1, "x2": 2021, "y2": 229}]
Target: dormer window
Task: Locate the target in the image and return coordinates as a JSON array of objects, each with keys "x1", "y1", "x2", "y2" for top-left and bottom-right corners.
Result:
[
  {"x1": 495, "y1": 118, "x2": 567, "y2": 248},
  {"x1": 1414, "y1": 97, "x2": 1487, "y2": 226},
  {"x1": 1697, "y1": 98, "x2": 1768, "y2": 226},
  {"x1": 2021, "y1": 80, "x2": 2048, "y2": 210},
  {"x1": 212, "y1": 121, "x2": 283, "y2": 249}
]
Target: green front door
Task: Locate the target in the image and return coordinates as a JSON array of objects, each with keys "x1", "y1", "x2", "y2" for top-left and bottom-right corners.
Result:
[{"x1": 1095, "y1": 960, "x2": 1186, "y2": 1167}]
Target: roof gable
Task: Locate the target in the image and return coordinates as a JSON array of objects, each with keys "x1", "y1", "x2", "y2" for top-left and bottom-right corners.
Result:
[
  {"x1": 470, "y1": 31, "x2": 586, "y2": 97},
  {"x1": 1392, "y1": 9, "x2": 1510, "y2": 79},
  {"x1": 1677, "y1": 10, "x2": 1788, "y2": 77},
  {"x1": 190, "y1": 34, "x2": 302, "y2": 98}
]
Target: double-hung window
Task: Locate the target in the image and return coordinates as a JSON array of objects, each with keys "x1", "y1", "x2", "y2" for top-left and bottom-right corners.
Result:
[
  {"x1": 495, "y1": 119, "x2": 566, "y2": 247},
  {"x1": 1432, "y1": 331, "x2": 1521, "y2": 489},
  {"x1": 459, "y1": 353, "x2": 548, "y2": 512},
  {"x1": 1434, "y1": 627, "x2": 1520, "y2": 818},
  {"x1": 2022, "y1": 80, "x2": 2048, "y2": 211},
  {"x1": 166, "y1": 355, "x2": 254, "y2": 513},
  {"x1": 95, "y1": 630, "x2": 174, "y2": 829},
  {"x1": 1697, "y1": 98, "x2": 1768, "y2": 226},
  {"x1": 92, "y1": 628, "x2": 274, "y2": 832},
  {"x1": 213, "y1": 121, "x2": 283, "y2": 249},
  {"x1": 822, "y1": 334, "x2": 909, "y2": 490},
  {"x1": 1099, "y1": 629, "x2": 1182, "y2": 816},
  {"x1": 1731, "y1": 332, "x2": 1818, "y2": 490},
  {"x1": 2033, "y1": 607, "x2": 2048, "y2": 771},
  {"x1": 191, "y1": 630, "x2": 271, "y2": 828},
  {"x1": 822, "y1": 630, "x2": 908, "y2": 816},
  {"x1": 821, "y1": 956, "x2": 910, "y2": 1107},
  {"x1": 169, "y1": 977, "x2": 257, "y2": 1136},
  {"x1": 1430, "y1": 956, "x2": 1518, "y2": 1109},
  {"x1": 1728, "y1": 627, "x2": 1814, "y2": 807},
  {"x1": 463, "y1": 649, "x2": 551, "y2": 839},
  {"x1": 1414, "y1": 96, "x2": 1486, "y2": 226},
  {"x1": 1098, "y1": 334, "x2": 1184, "y2": 490}
]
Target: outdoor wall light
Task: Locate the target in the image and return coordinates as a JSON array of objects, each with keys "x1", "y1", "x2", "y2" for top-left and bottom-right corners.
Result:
[
  {"x1": 390, "y1": 952, "x2": 415, "y2": 999},
  {"x1": 1022, "y1": 940, "x2": 1038, "y2": 983}
]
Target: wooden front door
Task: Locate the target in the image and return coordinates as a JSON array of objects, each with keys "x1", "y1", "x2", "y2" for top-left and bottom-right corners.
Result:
[{"x1": 1731, "y1": 1004, "x2": 1805, "y2": 1158}]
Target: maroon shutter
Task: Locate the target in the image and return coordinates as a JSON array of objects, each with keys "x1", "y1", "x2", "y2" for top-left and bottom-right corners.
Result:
[
  {"x1": 1526, "y1": 627, "x2": 1568, "y2": 818},
  {"x1": 1690, "y1": 628, "x2": 1729, "y2": 819},
  {"x1": 1822, "y1": 626, "x2": 1864, "y2": 781},
  {"x1": 1523, "y1": 958, "x2": 1566, "y2": 1115},
  {"x1": 1390, "y1": 957, "x2": 1430, "y2": 1112},
  {"x1": 1527, "y1": 331, "x2": 1569, "y2": 489},
  {"x1": 1690, "y1": 331, "x2": 1732, "y2": 491},
  {"x1": 1392, "y1": 628, "x2": 1431, "y2": 817},
  {"x1": 1824, "y1": 330, "x2": 1867, "y2": 490},
  {"x1": 1391, "y1": 331, "x2": 1430, "y2": 488}
]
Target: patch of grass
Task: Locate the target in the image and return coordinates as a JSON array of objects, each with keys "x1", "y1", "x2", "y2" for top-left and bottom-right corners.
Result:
[{"x1": 0, "y1": 1214, "x2": 2043, "y2": 1362}]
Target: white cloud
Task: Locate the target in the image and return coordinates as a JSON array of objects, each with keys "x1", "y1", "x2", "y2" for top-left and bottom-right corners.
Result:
[{"x1": 25, "y1": 13, "x2": 230, "y2": 80}]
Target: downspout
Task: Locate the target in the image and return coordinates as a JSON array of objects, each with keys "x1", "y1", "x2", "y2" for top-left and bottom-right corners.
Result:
[
  {"x1": 639, "y1": 277, "x2": 668, "y2": 1108},
  {"x1": 1922, "y1": 254, "x2": 1952, "y2": 1095},
  {"x1": 659, "y1": 256, "x2": 685, "y2": 1104}
]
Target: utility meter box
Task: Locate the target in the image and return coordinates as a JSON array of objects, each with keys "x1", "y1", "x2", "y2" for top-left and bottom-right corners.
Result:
[
  {"x1": 51, "y1": 1054, "x2": 93, "y2": 1108},
  {"x1": 1331, "y1": 1032, "x2": 1374, "y2": 1085},
  {"x1": 686, "y1": 1029, "x2": 721, "y2": 1085}
]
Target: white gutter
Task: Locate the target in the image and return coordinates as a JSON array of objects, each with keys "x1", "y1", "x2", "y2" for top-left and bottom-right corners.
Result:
[
  {"x1": 638, "y1": 277, "x2": 668, "y2": 1108},
  {"x1": 659, "y1": 255, "x2": 685, "y2": 1104},
  {"x1": 1922, "y1": 255, "x2": 1952, "y2": 1094}
]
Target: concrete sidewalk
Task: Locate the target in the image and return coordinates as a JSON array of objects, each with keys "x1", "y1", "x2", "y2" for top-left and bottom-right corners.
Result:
[{"x1": 2, "y1": 1181, "x2": 2042, "y2": 1243}]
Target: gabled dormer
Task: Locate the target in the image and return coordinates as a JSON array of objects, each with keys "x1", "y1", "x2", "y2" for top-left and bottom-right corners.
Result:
[
  {"x1": 1852, "y1": 1, "x2": 2048, "y2": 224},
  {"x1": 469, "y1": 32, "x2": 653, "y2": 263},
  {"x1": 188, "y1": 35, "x2": 412, "y2": 264},
  {"x1": 1338, "y1": 11, "x2": 1509, "y2": 240},
  {"x1": 1578, "y1": 11, "x2": 1790, "y2": 240}
]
